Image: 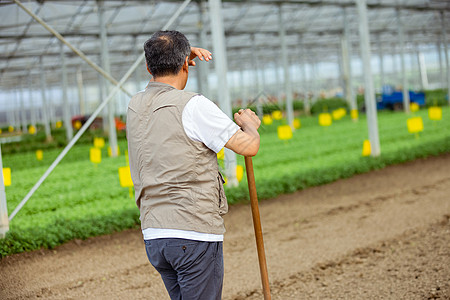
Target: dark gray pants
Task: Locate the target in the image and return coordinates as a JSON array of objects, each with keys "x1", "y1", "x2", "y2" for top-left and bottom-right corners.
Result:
[{"x1": 144, "y1": 238, "x2": 224, "y2": 300}]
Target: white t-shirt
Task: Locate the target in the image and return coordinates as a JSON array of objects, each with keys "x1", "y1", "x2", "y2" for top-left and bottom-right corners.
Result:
[{"x1": 142, "y1": 95, "x2": 240, "y2": 242}]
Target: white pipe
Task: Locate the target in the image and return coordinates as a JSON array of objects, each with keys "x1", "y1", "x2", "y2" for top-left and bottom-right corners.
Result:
[
  {"x1": 60, "y1": 43, "x2": 73, "y2": 141},
  {"x1": 397, "y1": 8, "x2": 410, "y2": 113},
  {"x1": 0, "y1": 145, "x2": 9, "y2": 238},
  {"x1": 279, "y1": 4, "x2": 294, "y2": 128},
  {"x1": 208, "y1": 0, "x2": 238, "y2": 187},
  {"x1": 356, "y1": 0, "x2": 381, "y2": 157}
]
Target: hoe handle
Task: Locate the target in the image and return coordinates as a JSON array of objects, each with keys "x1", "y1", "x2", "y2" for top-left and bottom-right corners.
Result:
[{"x1": 244, "y1": 156, "x2": 271, "y2": 300}]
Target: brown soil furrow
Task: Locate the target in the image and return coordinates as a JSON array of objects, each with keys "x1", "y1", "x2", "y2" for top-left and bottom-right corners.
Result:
[
  {"x1": 1, "y1": 154, "x2": 449, "y2": 300},
  {"x1": 240, "y1": 215, "x2": 450, "y2": 300}
]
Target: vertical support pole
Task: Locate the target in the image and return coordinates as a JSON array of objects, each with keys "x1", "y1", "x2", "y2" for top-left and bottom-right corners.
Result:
[
  {"x1": 437, "y1": 42, "x2": 444, "y2": 89},
  {"x1": 133, "y1": 36, "x2": 142, "y2": 93},
  {"x1": 49, "y1": 89, "x2": 56, "y2": 127},
  {"x1": 293, "y1": 50, "x2": 300, "y2": 97},
  {"x1": 342, "y1": 8, "x2": 357, "y2": 115},
  {"x1": 251, "y1": 35, "x2": 258, "y2": 97},
  {"x1": 72, "y1": 87, "x2": 79, "y2": 116},
  {"x1": 397, "y1": 8, "x2": 410, "y2": 113},
  {"x1": 98, "y1": 70, "x2": 105, "y2": 116},
  {"x1": 274, "y1": 62, "x2": 281, "y2": 103},
  {"x1": 441, "y1": 11, "x2": 450, "y2": 105},
  {"x1": 98, "y1": 0, "x2": 118, "y2": 157},
  {"x1": 296, "y1": 52, "x2": 302, "y2": 93},
  {"x1": 310, "y1": 60, "x2": 318, "y2": 105},
  {"x1": 240, "y1": 68, "x2": 248, "y2": 107},
  {"x1": 377, "y1": 34, "x2": 385, "y2": 92},
  {"x1": 19, "y1": 85, "x2": 28, "y2": 133},
  {"x1": 356, "y1": 0, "x2": 381, "y2": 157},
  {"x1": 197, "y1": 1, "x2": 210, "y2": 98},
  {"x1": 15, "y1": 91, "x2": 21, "y2": 129},
  {"x1": 6, "y1": 95, "x2": 12, "y2": 129},
  {"x1": 300, "y1": 46, "x2": 310, "y2": 115},
  {"x1": 416, "y1": 46, "x2": 428, "y2": 91},
  {"x1": 278, "y1": 4, "x2": 294, "y2": 128},
  {"x1": 260, "y1": 60, "x2": 266, "y2": 94},
  {"x1": 209, "y1": 0, "x2": 238, "y2": 187},
  {"x1": 392, "y1": 45, "x2": 398, "y2": 85},
  {"x1": 98, "y1": 2, "x2": 109, "y2": 129},
  {"x1": 337, "y1": 47, "x2": 344, "y2": 94},
  {"x1": 0, "y1": 145, "x2": 9, "y2": 238},
  {"x1": 235, "y1": 72, "x2": 240, "y2": 106},
  {"x1": 11, "y1": 91, "x2": 18, "y2": 130},
  {"x1": 39, "y1": 57, "x2": 52, "y2": 141},
  {"x1": 251, "y1": 35, "x2": 263, "y2": 119},
  {"x1": 29, "y1": 74, "x2": 37, "y2": 132},
  {"x1": 76, "y1": 67, "x2": 85, "y2": 115},
  {"x1": 60, "y1": 43, "x2": 73, "y2": 141}
]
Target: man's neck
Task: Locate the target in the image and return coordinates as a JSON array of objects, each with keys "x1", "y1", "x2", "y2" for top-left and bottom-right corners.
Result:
[{"x1": 151, "y1": 76, "x2": 185, "y2": 90}]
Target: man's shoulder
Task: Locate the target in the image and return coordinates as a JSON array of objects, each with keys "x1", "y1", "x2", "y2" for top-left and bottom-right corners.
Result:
[
  {"x1": 182, "y1": 90, "x2": 201, "y2": 99},
  {"x1": 128, "y1": 89, "x2": 147, "y2": 111}
]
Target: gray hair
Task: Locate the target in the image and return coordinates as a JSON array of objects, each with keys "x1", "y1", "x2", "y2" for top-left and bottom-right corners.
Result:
[{"x1": 144, "y1": 31, "x2": 191, "y2": 78}]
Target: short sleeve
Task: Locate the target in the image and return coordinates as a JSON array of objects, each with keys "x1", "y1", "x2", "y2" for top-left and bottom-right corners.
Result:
[{"x1": 182, "y1": 95, "x2": 240, "y2": 153}]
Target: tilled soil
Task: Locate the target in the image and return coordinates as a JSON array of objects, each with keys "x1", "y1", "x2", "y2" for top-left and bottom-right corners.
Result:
[{"x1": 1, "y1": 154, "x2": 449, "y2": 300}]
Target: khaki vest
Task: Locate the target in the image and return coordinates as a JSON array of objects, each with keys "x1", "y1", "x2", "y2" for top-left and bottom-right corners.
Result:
[{"x1": 127, "y1": 81, "x2": 228, "y2": 235}]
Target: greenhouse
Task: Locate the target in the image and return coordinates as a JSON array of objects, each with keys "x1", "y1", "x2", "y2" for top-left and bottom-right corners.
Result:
[{"x1": 1, "y1": 0, "x2": 449, "y2": 299}]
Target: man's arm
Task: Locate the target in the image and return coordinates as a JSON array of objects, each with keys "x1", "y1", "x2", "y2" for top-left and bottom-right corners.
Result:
[{"x1": 225, "y1": 109, "x2": 261, "y2": 157}]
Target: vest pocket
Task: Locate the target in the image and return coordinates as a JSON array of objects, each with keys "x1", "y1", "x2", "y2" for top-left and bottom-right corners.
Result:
[
  {"x1": 217, "y1": 172, "x2": 228, "y2": 215},
  {"x1": 152, "y1": 104, "x2": 177, "y2": 112}
]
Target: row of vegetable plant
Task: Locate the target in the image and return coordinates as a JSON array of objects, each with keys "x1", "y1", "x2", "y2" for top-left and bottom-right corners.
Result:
[{"x1": 1, "y1": 106, "x2": 449, "y2": 257}]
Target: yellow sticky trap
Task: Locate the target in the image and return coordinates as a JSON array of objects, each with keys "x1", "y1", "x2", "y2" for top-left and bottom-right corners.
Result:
[
  {"x1": 118, "y1": 166, "x2": 133, "y2": 187},
  {"x1": 94, "y1": 137, "x2": 105, "y2": 149},
  {"x1": 108, "y1": 146, "x2": 120, "y2": 157},
  {"x1": 319, "y1": 113, "x2": 332, "y2": 126},
  {"x1": 2, "y1": 168, "x2": 11, "y2": 186},
  {"x1": 292, "y1": 118, "x2": 301, "y2": 129},
  {"x1": 8, "y1": 126, "x2": 14, "y2": 133},
  {"x1": 407, "y1": 117, "x2": 424, "y2": 134},
  {"x1": 351, "y1": 109, "x2": 359, "y2": 120},
  {"x1": 272, "y1": 110, "x2": 283, "y2": 120},
  {"x1": 277, "y1": 125, "x2": 293, "y2": 140},
  {"x1": 362, "y1": 140, "x2": 371, "y2": 157},
  {"x1": 28, "y1": 125, "x2": 36, "y2": 134},
  {"x1": 36, "y1": 150, "x2": 43, "y2": 161},
  {"x1": 55, "y1": 121, "x2": 63, "y2": 128},
  {"x1": 217, "y1": 148, "x2": 225, "y2": 160},
  {"x1": 410, "y1": 102, "x2": 419, "y2": 112},
  {"x1": 74, "y1": 120, "x2": 82, "y2": 130},
  {"x1": 332, "y1": 109, "x2": 340, "y2": 120},
  {"x1": 428, "y1": 106, "x2": 442, "y2": 121},
  {"x1": 236, "y1": 165, "x2": 244, "y2": 182},
  {"x1": 224, "y1": 176, "x2": 228, "y2": 186},
  {"x1": 332, "y1": 108, "x2": 346, "y2": 120},
  {"x1": 0, "y1": 128, "x2": 2, "y2": 134},
  {"x1": 262, "y1": 115, "x2": 273, "y2": 125},
  {"x1": 90, "y1": 147, "x2": 101, "y2": 164}
]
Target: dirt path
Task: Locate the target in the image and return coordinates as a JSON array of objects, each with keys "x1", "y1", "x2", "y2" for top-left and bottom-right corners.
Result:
[{"x1": 1, "y1": 154, "x2": 449, "y2": 299}]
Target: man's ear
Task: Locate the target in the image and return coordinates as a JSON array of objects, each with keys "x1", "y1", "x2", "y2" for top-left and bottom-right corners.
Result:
[
  {"x1": 183, "y1": 56, "x2": 189, "y2": 71},
  {"x1": 146, "y1": 62, "x2": 152, "y2": 75}
]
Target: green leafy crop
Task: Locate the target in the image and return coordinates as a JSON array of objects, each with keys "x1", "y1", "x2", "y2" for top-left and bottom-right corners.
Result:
[{"x1": 1, "y1": 106, "x2": 449, "y2": 258}]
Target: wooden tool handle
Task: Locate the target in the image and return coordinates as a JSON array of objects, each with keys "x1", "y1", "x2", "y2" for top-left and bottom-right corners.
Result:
[{"x1": 244, "y1": 156, "x2": 271, "y2": 300}]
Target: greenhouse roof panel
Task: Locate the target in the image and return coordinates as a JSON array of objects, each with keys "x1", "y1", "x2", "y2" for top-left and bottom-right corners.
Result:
[{"x1": 0, "y1": 0, "x2": 449, "y2": 88}]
